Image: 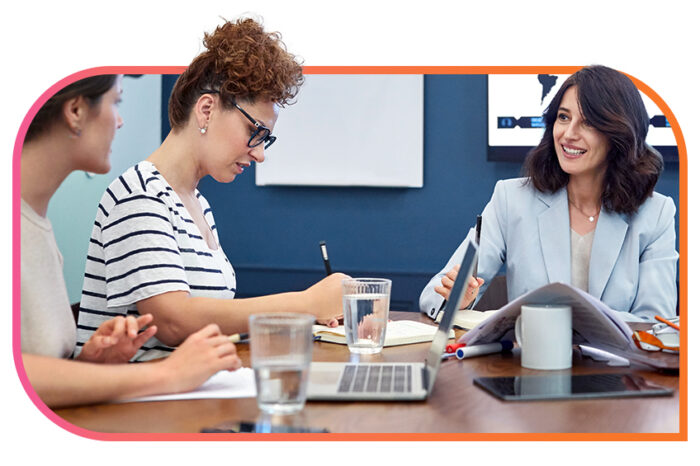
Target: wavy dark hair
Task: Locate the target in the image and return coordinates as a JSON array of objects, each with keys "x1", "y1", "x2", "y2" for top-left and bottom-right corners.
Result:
[
  {"x1": 25, "y1": 75, "x2": 118, "y2": 143},
  {"x1": 168, "y1": 17, "x2": 304, "y2": 130},
  {"x1": 523, "y1": 65, "x2": 663, "y2": 214}
]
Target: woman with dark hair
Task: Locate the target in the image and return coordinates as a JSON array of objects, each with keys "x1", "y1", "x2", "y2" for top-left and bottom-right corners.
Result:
[
  {"x1": 21, "y1": 75, "x2": 241, "y2": 408},
  {"x1": 77, "y1": 18, "x2": 347, "y2": 361},
  {"x1": 420, "y1": 65, "x2": 678, "y2": 321}
]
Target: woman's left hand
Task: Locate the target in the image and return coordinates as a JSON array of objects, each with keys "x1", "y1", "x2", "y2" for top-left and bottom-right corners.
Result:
[{"x1": 76, "y1": 314, "x2": 158, "y2": 364}]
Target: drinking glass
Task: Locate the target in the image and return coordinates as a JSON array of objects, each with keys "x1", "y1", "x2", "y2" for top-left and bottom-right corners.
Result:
[
  {"x1": 249, "y1": 313, "x2": 315, "y2": 414},
  {"x1": 342, "y1": 278, "x2": 392, "y2": 354}
]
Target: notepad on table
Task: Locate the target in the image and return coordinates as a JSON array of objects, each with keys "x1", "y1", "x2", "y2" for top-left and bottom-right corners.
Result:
[
  {"x1": 313, "y1": 320, "x2": 454, "y2": 346},
  {"x1": 436, "y1": 309, "x2": 498, "y2": 330},
  {"x1": 115, "y1": 367, "x2": 257, "y2": 403}
]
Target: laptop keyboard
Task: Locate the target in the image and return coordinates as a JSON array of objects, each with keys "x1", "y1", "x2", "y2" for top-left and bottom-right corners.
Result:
[{"x1": 337, "y1": 364, "x2": 413, "y2": 393}]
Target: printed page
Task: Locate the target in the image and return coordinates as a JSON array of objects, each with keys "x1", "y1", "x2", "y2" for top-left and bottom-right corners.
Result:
[
  {"x1": 114, "y1": 368, "x2": 256, "y2": 403},
  {"x1": 459, "y1": 282, "x2": 633, "y2": 349}
]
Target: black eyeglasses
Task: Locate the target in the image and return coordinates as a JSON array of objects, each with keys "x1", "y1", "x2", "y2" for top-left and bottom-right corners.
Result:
[{"x1": 200, "y1": 89, "x2": 277, "y2": 149}]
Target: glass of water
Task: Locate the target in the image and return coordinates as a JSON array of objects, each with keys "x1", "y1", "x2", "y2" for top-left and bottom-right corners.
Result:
[
  {"x1": 249, "y1": 313, "x2": 315, "y2": 415},
  {"x1": 342, "y1": 278, "x2": 392, "y2": 354}
]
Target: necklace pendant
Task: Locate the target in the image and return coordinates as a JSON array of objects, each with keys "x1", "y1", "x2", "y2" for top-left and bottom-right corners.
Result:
[{"x1": 588, "y1": 216, "x2": 595, "y2": 222}]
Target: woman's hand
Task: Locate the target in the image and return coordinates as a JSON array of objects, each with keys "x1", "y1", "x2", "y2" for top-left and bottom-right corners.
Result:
[
  {"x1": 158, "y1": 323, "x2": 242, "y2": 394},
  {"x1": 302, "y1": 272, "x2": 349, "y2": 327},
  {"x1": 76, "y1": 314, "x2": 158, "y2": 364},
  {"x1": 434, "y1": 265, "x2": 485, "y2": 310}
]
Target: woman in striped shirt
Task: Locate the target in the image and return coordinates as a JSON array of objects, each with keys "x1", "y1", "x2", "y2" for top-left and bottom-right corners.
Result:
[
  {"x1": 77, "y1": 19, "x2": 347, "y2": 361},
  {"x1": 21, "y1": 75, "x2": 241, "y2": 408}
]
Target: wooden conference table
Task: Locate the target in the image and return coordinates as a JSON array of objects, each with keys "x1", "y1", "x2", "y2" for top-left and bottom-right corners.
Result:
[{"x1": 54, "y1": 312, "x2": 680, "y2": 435}]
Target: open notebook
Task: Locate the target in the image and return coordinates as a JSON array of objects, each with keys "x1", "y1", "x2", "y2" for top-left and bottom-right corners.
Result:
[
  {"x1": 313, "y1": 320, "x2": 454, "y2": 347},
  {"x1": 436, "y1": 309, "x2": 498, "y2": 330}
]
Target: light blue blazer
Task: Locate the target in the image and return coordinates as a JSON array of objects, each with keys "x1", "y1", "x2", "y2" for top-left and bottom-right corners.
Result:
[{"x1": 419, "y1": 178, "x2": 678, "y2": 321}]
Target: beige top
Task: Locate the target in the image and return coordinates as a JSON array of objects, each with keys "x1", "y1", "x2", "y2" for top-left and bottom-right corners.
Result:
[
  {"x1": 570, "y1": 228, "x2": 595, "y2": 293},
  {"x1": 21, "y1": 199, "x2": 76, "y2": 358}
]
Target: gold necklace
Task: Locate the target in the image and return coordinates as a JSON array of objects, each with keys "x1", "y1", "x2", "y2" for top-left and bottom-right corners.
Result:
[{"x1": 568, "y1": 198, "x2": 601, "y2": 223}]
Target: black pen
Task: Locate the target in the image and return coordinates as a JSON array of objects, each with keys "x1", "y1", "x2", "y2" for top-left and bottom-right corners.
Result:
[
  {"x1": 319, "y1": 241, "x2": 332, "y2": 276},
  {"x1": 467, "y1": 215, "x2": 482, "y2": 310}
]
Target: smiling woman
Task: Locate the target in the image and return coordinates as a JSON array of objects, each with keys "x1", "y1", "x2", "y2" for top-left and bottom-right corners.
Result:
[
  {"x1": 75, "y1": 18, "x2": 348, "y2": 361},
  {"x1": 420, "y1": 65, "x2": 678, "y2": 323},
  {"x1": 525, "y1": 66, "x2": 664, "y2": 217}
]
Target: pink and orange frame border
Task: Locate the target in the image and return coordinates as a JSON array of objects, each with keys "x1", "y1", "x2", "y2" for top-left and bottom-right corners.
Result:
[{"x1": 11, "y1": 66, "x2": 688, "y2": 441}]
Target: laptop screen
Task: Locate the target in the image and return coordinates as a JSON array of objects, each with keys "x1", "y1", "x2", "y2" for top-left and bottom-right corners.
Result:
[{"x1": 424, "y1": 239, "x2": 478, "y2": 394}]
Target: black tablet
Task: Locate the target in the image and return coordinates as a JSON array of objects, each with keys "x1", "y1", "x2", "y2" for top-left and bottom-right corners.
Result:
[{"x1": 474, "y1": 373, "x2": 674, "y2": 401}]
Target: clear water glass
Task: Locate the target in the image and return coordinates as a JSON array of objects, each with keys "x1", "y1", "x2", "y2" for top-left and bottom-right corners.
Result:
[
  {"x1": 342, "y1": 278, "x2": 392, "y2": 354},
  {"x1": 249, "y1": 313, "x2": 315, "y2": 415}
]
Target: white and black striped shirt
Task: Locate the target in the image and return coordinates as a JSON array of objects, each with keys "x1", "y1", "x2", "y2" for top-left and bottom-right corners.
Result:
[{"x1": 76, "y1": 161, "x2": 236, "y2": 361}]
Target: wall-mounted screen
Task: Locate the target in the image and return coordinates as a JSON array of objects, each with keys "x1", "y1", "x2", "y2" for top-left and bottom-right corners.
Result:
[{"x1": 487, "y1": 74, "x2": 678, "y2": 162}]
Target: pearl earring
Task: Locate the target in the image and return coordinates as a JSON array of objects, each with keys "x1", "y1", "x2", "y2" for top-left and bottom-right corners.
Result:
[{"x1": 200, "y1": 127, "x2": 207, "y2": 134}]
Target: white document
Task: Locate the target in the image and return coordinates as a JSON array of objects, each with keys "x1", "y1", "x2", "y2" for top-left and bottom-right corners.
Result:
[
  {"x1": 579, "y1": 345, "x2": 630, "y2": 367},
  {"x1": 115, "y1": 367, "x2": 256, "y2": 403},
  {"x1": 456, "y1": 282, "x2": 678, "y2": 369},
  {"x1": 458, "y1": 282, "x2": 633, "y2": 349}
]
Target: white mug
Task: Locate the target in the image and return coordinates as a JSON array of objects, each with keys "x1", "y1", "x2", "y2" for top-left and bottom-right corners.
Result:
[{"x1": 515, "y1": 304, "x2": 572, "y2": 370}]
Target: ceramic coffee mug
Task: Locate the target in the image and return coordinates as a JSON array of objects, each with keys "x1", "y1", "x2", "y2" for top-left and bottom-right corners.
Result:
[{"x1": 515, "y1": 304, "x2": 572, "y2": 370}]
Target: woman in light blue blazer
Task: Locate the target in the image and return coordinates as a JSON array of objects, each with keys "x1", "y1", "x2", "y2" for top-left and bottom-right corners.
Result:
[{"x1": 420, "y1": 66, "x2": 678, "y2": 321}]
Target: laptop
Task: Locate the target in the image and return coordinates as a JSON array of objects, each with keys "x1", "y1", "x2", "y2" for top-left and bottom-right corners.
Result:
[{"x1": 306, "y1": 239, "x2": 478, "y2": 400}]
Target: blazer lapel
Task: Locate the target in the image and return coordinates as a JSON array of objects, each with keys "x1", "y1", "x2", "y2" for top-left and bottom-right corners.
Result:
[
  {"x1": 537, "y1": 189, "x2": 571, "y2": 284},
  {"x1": 588, "y1": 208, "x2": 628, "y2": 299}
]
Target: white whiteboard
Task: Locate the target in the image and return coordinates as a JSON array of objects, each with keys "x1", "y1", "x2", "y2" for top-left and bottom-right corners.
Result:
[{"x1": 255, "y1": 75, "x2": 424, "y2": 187}]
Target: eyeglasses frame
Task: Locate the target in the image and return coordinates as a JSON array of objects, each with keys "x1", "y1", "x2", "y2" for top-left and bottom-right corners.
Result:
[{"x1": 199, "y1": 89, "x2": 277, "y2": 149}]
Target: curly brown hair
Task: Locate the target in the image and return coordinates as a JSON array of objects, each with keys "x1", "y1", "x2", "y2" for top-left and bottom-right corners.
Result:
[
  {"x1": 168, "y1": 17, "x2": 304, "y2": 130},
  {"x1": 523, "y1": 65, "x2": 663, "y2": 215}
]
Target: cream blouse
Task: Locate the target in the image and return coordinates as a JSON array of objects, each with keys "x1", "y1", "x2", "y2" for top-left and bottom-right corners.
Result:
[{"x1": 570, "y1": 228, "x2": 595, "y2": 292}]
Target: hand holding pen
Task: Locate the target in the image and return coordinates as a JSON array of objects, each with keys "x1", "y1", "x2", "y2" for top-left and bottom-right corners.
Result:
[
  {"x1": 434, "y1": 215, "x2": 484, "y2": 310},
  {"x1": 434, "y1": 267, "x2": 484, "y2": 310}
]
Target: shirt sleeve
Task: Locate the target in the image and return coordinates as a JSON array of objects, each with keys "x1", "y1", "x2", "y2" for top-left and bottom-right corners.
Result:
[
  {"x1": 100, "y1": 193, "x2": 190, "y2": 307},
  {"x1": 419, "y1": 180, "x2": 508, "y2": 316}
]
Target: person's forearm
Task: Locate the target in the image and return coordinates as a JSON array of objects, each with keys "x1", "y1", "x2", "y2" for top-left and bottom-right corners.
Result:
[
  {"x1": 184, "y1": 292, "x2": 310, "y2": 335},
  {"x1": 140, "y1": 291, "x2": 310, "y2": 346},
  {"x1": 21, "y1": 353, "x2": 170, "y2": 408}
]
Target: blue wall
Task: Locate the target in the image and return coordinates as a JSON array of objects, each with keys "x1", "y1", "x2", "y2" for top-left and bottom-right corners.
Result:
[{"x1": 163, "y1": 75, "x2": 680, "y2": 311}]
